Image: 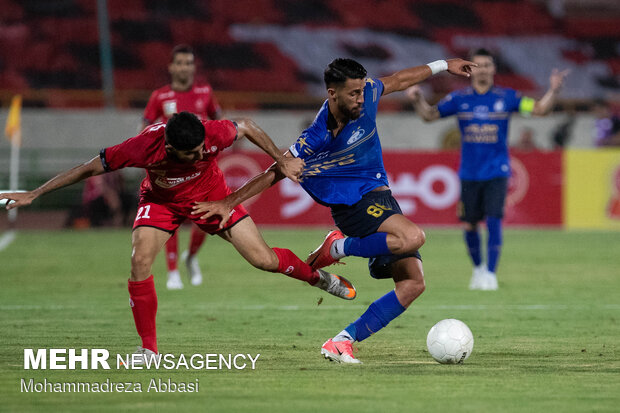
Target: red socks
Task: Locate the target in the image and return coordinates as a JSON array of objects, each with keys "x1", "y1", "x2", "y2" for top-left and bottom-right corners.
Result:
[
  {"x1": 188, "y1": 226, "x2": 206, "y2": 256},
  {"x1": 128, "y1": 275, "x2": 158, "y2": 353},
  {"x1": 272, "y1": 248, "x2": 319, "y2": 285},
  {"x1": 166, "y1": 228, "x2": 206, "y2": 269},
  {"x1": 165, "y1": 232, "x2": 178, "y2": 272}
]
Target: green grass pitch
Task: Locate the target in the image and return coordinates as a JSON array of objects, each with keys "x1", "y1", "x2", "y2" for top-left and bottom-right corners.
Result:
[{"x1": 1, "y1": 227, "x2": 619, "y2": 412}]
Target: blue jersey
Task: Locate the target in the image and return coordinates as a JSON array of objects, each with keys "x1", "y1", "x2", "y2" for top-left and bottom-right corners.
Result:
[
  {"x1": 289, "y1": 78, "x2": 389, "y2": 206},
  {"x1": 438, "y1": 86, "x2": 529, "y2": 181}
]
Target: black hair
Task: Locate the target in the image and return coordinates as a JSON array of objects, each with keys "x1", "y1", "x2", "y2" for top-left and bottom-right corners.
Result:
[
  {"x1": 165, "y1": 112, "x2": 204, "y2": 150},
  {"x1": 469, "y1": 48, "x2": 494, "y2": 61},
  {"x1": 171, "y1": 44, "x2": 194, "y2": 62},
  {"x1": 324, "y1": 58, "x2": 367, "y2": 88}
]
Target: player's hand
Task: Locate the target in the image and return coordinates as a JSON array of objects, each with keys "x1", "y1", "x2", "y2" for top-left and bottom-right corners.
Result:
[
  {"x1": 405, "y1": 85, "x2": 423, "y2": 101},
  {"x1": 0, "y1": 191, "x2": 35, "y2": 210},
  {"x1": 446, "y1": 58, "x2": 477, "y2": 78},
  {"x1": 191, "y1": 200, "x2": 234, "y2": 229},
  {"x1": 276, "y1": 156, "x2": 305, "y2": 183},
  {"x1": 550, "y1": 68, "x2": 570, "y2": 92}
]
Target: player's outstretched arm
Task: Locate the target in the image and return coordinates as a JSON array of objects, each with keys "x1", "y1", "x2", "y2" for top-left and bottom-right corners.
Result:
[
  {"x1": 406, "y1": 85, "x2": 441, "y2": 122},
  {"x1": 532, "y1": 68, "x2": 569, "y2": 116},
  {"x1": 192, "y1": 153, "x2": 295, "y2": 229},
  {"x1": 380, "y1": 58, "x2": 476, "y2": 96},
  {"x1": 0, "y1": 156, "x2": 105, "y2": 210},
  {"x1": 234, "y1": 118, "x2": 304, "y2": 182}
]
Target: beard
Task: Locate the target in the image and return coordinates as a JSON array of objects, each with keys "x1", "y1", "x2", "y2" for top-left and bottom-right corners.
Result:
[{"x1": 339, "y1": 101, "x2": 362, "y2": 120}]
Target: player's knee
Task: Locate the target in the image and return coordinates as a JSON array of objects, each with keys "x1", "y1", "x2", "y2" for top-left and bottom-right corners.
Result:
[
  {"x1": 463, "y1": 222, "x2": 477, "y2": 232},
  {"x1": 393, "y1": 227, "x2": 425, "y2": 254},
  {"x1": 409, "y1": 227, "x2": 426, "y2": 250},
  {"x1": 130, "y1": 253, "x2": 153, "y2": 281}
]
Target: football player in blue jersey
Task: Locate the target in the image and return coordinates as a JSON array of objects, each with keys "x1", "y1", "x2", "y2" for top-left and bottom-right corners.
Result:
[
  {"x1": 191, "y1": 56, "x2": 475, "y2": 363},
  {"x1": 407, "y1": 48, "x2": 568, "y2": 291}
]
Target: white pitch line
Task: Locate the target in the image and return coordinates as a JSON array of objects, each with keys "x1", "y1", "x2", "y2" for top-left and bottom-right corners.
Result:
[
  {"x1": 2, "y1": 304, "x2": 619, "y2": 311},
  {"x1": 0, "y1": 230, "x2": 16, "y2": 251},
  {"x1": 0, "y1": 304, "x2": 74, "y2": 310},
  {"x1": 227, "y1": 304, "x2": 620, "y2": 311}
]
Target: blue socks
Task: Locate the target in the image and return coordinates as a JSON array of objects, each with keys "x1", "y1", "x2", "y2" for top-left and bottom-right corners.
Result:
[
  {"x1": 344, "y1": 290, "x2": 406, "y2": 342},
  {"x1": 343, "y1": 232, "x2": 391, "y2": 258},
  {"x1": 464, "y1": 229, "x2": 482, "y2": 266},
  {"x1": 464, "y1": 218, "x2": 502, "y2": 272},
  {"x1": 486, "y1": 216, "x2": 502, "y2": 273}
]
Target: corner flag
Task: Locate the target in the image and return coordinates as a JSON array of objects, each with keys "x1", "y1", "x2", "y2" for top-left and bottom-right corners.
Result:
[
  {"x1": 5, "y1": 95, "x2": 22, "y2": 145},
  {"x1": 4, "y1": 95, "x2": 23, "y2": 226}
]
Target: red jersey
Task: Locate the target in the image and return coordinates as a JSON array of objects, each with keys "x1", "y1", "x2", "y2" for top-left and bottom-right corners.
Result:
[
  {"x1": 100, "y1": 120, "x2": 237, "y2": 203},
  {"x1": 143, "y1": 83, "x2": 221, "y2": 124}
]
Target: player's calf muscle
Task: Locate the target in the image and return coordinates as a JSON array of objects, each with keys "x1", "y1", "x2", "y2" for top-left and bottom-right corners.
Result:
[{"x1": 246, "y1": 250, "x2": 278, "y2": 271}]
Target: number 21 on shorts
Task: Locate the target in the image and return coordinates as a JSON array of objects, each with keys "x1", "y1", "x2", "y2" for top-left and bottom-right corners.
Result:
[{"x1": 135, "y1": 205, "x2": 151, "y2": 221}]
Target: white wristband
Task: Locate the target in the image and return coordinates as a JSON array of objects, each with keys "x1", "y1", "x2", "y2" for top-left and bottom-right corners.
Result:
[{"x1": 427, "y1": 60, "x2": 448, "y2": 75}]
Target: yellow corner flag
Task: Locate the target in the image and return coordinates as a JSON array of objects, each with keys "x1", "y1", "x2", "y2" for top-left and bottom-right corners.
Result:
[{"x1": 5, "y1": 95, "x2": 22, "y2": 144}]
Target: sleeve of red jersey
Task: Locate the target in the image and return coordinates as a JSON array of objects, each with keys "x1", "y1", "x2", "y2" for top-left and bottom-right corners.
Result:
[
  {"x1": 143, "y1": 90, "x2": 162, "y2": 124},
  {"x1": 202, "y1": 120, "x2": 237, "y2": 151},
  {"x1": 101, "y1": 124, "x2": 165, "y2": 171}
]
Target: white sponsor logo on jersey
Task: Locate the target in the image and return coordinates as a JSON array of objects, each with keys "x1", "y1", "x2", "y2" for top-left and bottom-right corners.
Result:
[
  {"x1": 154, "y1": 172, "x2": 202, "y2": 188},
  {"x1": 163, "y1": 100, "x2": 178, "y2": 117}
]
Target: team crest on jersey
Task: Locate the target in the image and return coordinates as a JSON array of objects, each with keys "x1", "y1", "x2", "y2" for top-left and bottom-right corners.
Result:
[
  {"x1": 494, "y1": 99, "x2": 505, "y2": 112},
  {"x1": 347, "y1": 128, "x2": 365, "y2": 145}
]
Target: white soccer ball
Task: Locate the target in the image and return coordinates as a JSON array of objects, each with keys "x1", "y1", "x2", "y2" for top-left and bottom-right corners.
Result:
[{"x1": 426, "y1": 319, "x2": 474, "y2": 364}]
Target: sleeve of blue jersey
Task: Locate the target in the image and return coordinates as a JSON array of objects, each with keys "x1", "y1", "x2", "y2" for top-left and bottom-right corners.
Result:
[
  {"x1": 289, "y1": 129, "x2": 321, "y2": 160},
  {"x1": 363, "y1": 78, "x2": 384, "y2": 120},
  {"x1": 507, "y1": 89, "x2": 522, "y2": 112},
  {"x1": 436, "y1": 92, "x2": 458, "y2": 118}
]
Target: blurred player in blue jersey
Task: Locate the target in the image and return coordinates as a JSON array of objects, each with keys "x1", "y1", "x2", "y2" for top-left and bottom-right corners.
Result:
[
  {"x1": 408, "y1": 48, "x2": 568, "y2": 290},
  {"x1": 191, "y1": 56, "x2": 476, "y2": 363}
]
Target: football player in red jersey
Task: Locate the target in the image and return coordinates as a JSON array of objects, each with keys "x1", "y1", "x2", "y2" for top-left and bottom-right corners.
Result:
[
  {"x1": 1, "y1": 112, "x2": 357, "y2": 364},
  {"x1": 142, "y1": 44, "x2": 222, "y2": 290}
]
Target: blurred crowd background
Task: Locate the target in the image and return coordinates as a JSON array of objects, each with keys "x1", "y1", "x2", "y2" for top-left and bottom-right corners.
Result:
[
  {"x1": 1, "y1": 0, "x2": 619, "y2": 108},
  {"x1": 1, "y1": 0, "x2": 619, "y2": 225}
]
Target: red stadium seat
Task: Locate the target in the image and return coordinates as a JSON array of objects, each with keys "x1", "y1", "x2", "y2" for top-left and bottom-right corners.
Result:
[
  {"x1": 36, "y1": 18, "x2": 100, "y2": 46},
  {"x1": 114, "y1": 69, "x2": 166, "y2": 90},
  {"x1": 564, "y1": 17, "x2": 620, "y2": 38},
  {"x1": 168, "y1": 19, "x2": 234, "y2": 46},
  {"x1": 209, "y1": 0, "x2": 284, "y2": 24},
  {"x1": 137, "y1": 42, "x2": 173, "y2": 70},
  {"x1": 106, "y1": 0, "x2": 147, "y2": 20},
  {"x1": 473, "y1": 2, "x2": 555, "y2": 35},
  {"x1": 328, "y1": 0, "x2": 422, "y2": 31}
]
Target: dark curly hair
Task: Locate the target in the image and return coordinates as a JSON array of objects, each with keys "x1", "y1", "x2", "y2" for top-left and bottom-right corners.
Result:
[
  {"x1": 165, "y1": 112, "x2": 204, "y2": 150},
  {"x1": 324, "y1": 58, "x2": 367, "y2": 88}
]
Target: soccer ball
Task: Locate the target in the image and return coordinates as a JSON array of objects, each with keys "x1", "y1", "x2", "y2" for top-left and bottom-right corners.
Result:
[{"x1": 426, "y1": 319, "x2": 474, "y2": 364}]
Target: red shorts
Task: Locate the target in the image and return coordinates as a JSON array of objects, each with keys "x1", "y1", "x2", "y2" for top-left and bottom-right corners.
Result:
[{"x1": 132, "y1": 186, "x2": 249, "y2": 235}]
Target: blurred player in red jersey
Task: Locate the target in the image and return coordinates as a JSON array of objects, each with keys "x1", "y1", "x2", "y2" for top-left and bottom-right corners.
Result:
[
  {"x1": 141, "y1": 44, "x2": 221, "y2": 290},
  {"x1": 0, "y1": 112, "x2": 357, "y2": 364}
]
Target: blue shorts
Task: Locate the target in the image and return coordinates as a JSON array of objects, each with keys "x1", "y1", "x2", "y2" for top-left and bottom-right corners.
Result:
[
  {"x1": 330, "y1": 190, "x2": 422, "y2": 279},
  {"x1": 458, "y1": 177, "x2": 508, "y2": 224}
]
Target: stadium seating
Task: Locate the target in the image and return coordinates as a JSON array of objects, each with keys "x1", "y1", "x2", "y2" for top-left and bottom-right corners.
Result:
[{"x1": 1, "y1": 0, "x2": 619, "y2": 108}]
